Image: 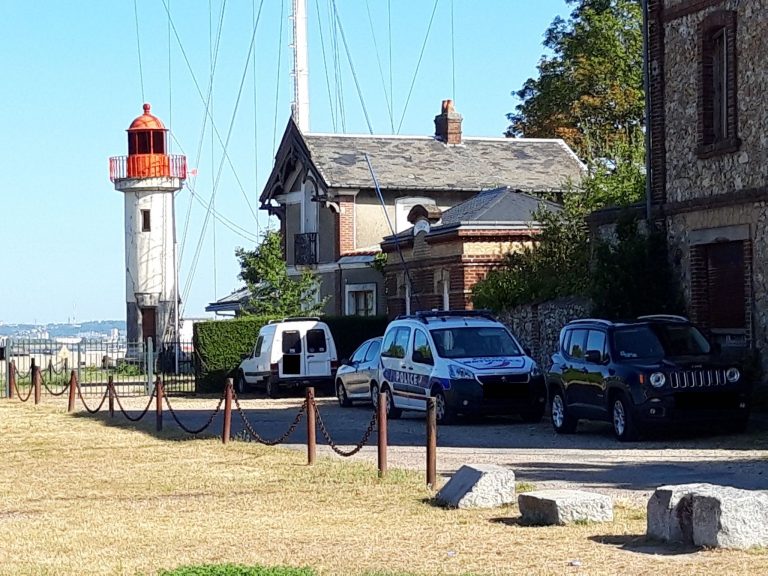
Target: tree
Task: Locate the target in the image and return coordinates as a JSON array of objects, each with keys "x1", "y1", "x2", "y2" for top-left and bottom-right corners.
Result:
[
  {"x1": 507, "y1": 0, "x2": 644, "y2": 162},
  {"x1": 235, "y1": 230, "x2": 326, "y2": 317}
]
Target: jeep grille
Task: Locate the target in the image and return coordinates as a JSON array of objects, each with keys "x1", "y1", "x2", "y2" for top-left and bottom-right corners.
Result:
[{"x1": 668, "y1": 369, "x2": 728, "y2": 389}]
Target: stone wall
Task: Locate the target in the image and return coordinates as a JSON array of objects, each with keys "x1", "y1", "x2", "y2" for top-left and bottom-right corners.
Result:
[
  {"x1": 499, "y1": 297, "x2": 592, "y2": 370},
  {"x1": 662, "y1": 0, "x2": 768, "y2": 204}
]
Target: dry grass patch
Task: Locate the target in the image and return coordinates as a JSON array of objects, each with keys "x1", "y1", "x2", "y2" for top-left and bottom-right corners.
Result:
[{"x1": 0, "y1": 400, "x2": 765, "y2": 576}]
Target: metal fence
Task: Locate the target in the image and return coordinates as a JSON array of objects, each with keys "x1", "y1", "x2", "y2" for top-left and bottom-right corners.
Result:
[{"x1": 4, "y1": 338, "x2": 196, "y2": 398}]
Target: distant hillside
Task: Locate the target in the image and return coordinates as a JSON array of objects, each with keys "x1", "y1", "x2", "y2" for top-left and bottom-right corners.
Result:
[{"x1": 0, "y1": 320, "x2": 126, "y2": 339}]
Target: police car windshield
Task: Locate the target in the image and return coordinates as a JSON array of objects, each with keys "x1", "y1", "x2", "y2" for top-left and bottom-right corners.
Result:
[
  {"x1": 430, "y1": 327, "x2": 522, "y2": 359},
  {"x1": 613, "y1": 323, "x2": 711, "y2": 361}
]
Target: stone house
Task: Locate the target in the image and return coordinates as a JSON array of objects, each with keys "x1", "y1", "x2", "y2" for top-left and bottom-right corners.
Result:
[
  {"x1": 646, "y1": 1, "x2": 768, "y2": 359},
  {"x1": 259, "y1": 101, "x2": 583, "y2": 316},
  {"x1": 380, "y1": 188, "x2": 562, "y2": 317}
]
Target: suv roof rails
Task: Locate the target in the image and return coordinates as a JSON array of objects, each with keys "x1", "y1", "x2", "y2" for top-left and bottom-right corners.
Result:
[
  {"x1": 637, "y1": 314, "x2": 689, "y2": 322},
  {"x1": 567, "y1": 318, "x2": 614, "y2": 326},
  {"x1": 395, "y1": 309, "x2": 498, "y2": 324},
  {"x1": 268, "y1": 316, "x2": 322, "y2": 324}
]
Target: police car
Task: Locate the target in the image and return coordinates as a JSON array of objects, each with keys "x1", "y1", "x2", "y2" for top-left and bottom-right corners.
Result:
[{"x1": 376, "y1": 310, "x2": 546, "y2": 424}]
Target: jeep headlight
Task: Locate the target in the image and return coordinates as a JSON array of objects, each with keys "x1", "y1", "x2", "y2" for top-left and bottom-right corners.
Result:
[
  {"x1": 726, "y1": 367, "x2": 741, "y2": 383},
  {"x1": 530, "y1": 363, "x2": 542, "y2": 377},
  {"x1": 448, "y1": 364, "x2": 475, "y2": 380},
  {"x1": 649, "y1": 372, "x2": 666, "y2": 388}
]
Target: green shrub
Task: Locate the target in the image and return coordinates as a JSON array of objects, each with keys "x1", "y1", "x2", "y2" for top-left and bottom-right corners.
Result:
[
  {"x1": 192, "y1": 315, "x2": 389, "y2": 391},
  {"x1": 193, "y1": 316, "x2": 273, "y2": 392},
  {"x1": 157, "y1": 564, "x2": 315, "y2": 576}
]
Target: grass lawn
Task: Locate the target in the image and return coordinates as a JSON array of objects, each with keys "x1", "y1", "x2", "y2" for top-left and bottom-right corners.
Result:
[{"x1": 0, "y1": 399, "x2": 765, "y2": 576}]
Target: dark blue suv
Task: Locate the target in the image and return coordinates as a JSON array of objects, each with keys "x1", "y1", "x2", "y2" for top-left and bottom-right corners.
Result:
[{"x1": 547, "y1": 315, "x2": 751, "y2": 441}]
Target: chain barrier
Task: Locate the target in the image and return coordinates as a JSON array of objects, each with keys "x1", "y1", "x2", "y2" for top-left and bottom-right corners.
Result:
[
  {"x1": 314, "y1": 403, "x2": 378, "y2": 457},
  {"x1": 15, "y1": 380, "x2": 33, "y2": 403},
  {"x1": 40, "y1": 375, "x2": 70, "y2": 397},
  {"x1": 76, "y1": 382, "x2": 110, "y2": 414},
  {"x1": 112, "y1": 386, "x2": 156, "y2": 422},
  {"x1": 232, "y1": 389, "x2": 306, "y2": 446},
  {"x1": 14, "y1": 367, "x2": 31, "y2": 380},
  {"x1": 164, "y1": 391, "x2": 225, "y2": 434}
]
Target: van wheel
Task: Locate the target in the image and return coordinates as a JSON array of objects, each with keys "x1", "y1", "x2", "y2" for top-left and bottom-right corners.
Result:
[
  {"x1": 551, "y1": 388, "x2": 577, "y2": 434},
  {"x1": 433, "y1": 389, "x2": 455, "y2": 425},
  {"x1": 236, "y1": 371, "x2": 248, "y2": 395},
  {"x1": 265, "y1": 378, "x2": 280, "y2": 399},
  {"x1": 336, "y1": 381, "x2": 351, "y2": 407},
  {"x1": 612, "y1": 392, "x2": 638, "y2": 441},
  {"x1": 384, "y1": 386, "x2": 401, "y2": 419}
]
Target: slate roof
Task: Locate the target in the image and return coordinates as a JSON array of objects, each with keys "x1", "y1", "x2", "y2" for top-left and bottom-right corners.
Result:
[
  {"x1": 301, "y1": 133, "x2": 584, "y2": 192},
  {"x1": 439, "y1": 187, "x2": 561, "y2": 226},
  {"x1": 381, "y1": 187, "x2": 560, "y2": 247}
]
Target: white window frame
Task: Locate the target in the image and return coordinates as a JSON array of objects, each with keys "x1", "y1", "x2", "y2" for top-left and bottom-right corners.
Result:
[{"x1": 345, "y1": 283, "x2": 377, "y2": 316}]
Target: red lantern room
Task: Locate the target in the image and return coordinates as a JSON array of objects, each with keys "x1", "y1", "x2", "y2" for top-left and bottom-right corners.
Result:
[{"x1": 110, "y1": 103, "x2": 186, "y2": 182}]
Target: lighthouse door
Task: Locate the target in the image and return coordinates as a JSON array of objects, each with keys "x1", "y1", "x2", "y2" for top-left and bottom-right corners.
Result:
[{"x1": 141, "y1": 307, "x2": 157, "y2": 344}]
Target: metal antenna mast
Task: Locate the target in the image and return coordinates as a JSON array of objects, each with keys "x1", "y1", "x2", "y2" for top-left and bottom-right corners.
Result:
[{"x1": 291, "y1": 0, "x2": 310, "y2": 132}]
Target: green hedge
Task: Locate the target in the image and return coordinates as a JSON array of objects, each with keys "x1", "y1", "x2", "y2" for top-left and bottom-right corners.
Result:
[
  {"x1": 193, "y1": 315, "x2": 390, "y2": 392},
  {"x1": 193, "y1": 316, "x2": 272, "y2": 392}
]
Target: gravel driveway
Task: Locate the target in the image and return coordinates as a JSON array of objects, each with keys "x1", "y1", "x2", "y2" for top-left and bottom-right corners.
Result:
[{"x1": 119, "y1": 393, "x2": 768, "y2": 506}]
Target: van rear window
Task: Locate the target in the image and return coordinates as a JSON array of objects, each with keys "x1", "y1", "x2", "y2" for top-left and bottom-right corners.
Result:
[
  {"x1": 307, "y1": 329, "x2": 327, "y2": 353},
  {"x1": 282, "y1": 331, "x2": 302, "y2": 354}
]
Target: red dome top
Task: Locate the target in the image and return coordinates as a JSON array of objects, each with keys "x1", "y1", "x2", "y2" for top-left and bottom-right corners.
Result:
[{"x1": 128, "y1": 103, "x2": 166, "y2": 131}]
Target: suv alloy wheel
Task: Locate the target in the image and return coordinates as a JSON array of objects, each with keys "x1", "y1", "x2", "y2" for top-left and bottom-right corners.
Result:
[
  {"x1": 611, "y1": 393, "x2": 638, "y2": 441},
  {"x1": 550, "y1": 389, "x2": 577, "y2": 434}
]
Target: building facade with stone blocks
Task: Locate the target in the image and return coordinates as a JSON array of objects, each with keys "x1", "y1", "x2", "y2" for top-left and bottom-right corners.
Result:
[
  {"x1": 647, "y1": 0, "x2": 768, "y2": 362},
  {"x1": 380, "y1": 188, "x2": 561, "y2": 318},
  {"x1": 256, "y1": 101, "x2": 583, "y2": 316}
]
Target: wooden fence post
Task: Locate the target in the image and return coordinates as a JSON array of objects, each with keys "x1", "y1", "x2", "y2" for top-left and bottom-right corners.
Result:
[
  {"x1": 156, "y1": 376, "x2": 163, "y2": 432},
  {"x1": 306, "y1": 387, "x2": 316, "y2": 465},
  {"x1": 426, "y1": 398, "x2": 437, "y2": 489},
  {"x1": 222, "y1": 378, "x2": 232, "y2": 444},
  {"x1": 378, "y1": 392, "x2": 388, "y2": 478},
  {"x1": 67, "y1": 371, "x2": 76, "y2": 412},
  {"x1": 9, "y1": 361, "x2": 16, "y2": 400},
  {"x1": 33, "y1": 365, "x2": 41, "y2": 405}
]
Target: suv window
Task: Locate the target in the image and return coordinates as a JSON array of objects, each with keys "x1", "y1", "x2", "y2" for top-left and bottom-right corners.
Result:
[
  {"x1": 567, "y1": 329, "x2": 588, "y2": 359},
  {"x1": 282, "y1": 331, "x2": 302, "y2": 354},
  {"x1": 364, "y1": 339, "x2": 381, "y2": 363},
  {"x1": 306, "y1": 329, "x2": 327, "y2": 353},
  {"x1": 586, "y1": 330, "x2": 606, "y2": 360},
  {"x1": 381, "y1": 327, "x2": 410, "y2": 359},
  {"x1": 412, "y1": 330, "x2": 434, "y2": 364},
  {"x1": 350, "y1": 342, "x2": 370, "y2": 364}
]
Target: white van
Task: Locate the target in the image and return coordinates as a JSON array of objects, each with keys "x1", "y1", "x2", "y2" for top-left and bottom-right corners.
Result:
[{"x1": 236, "y1": 318, "x2": 338, "y2": 398}]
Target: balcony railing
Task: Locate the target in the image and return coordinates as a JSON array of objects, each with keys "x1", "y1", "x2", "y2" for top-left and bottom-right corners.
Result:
[
  {"x1": 294, "y1": 233, "x2": 318, "y2": 266},
  {"x1": 110, "y1": 154, "x2": 187, "y2": 182}
]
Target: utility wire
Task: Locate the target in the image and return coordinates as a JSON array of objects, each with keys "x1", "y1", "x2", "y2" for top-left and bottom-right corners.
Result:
[
  {"x1": 210, "y1": 0, "x2": 218, "y2": 301},
  {"x1": 331, "y1": 0, "x2": 374, "y2": 134},
  {"x1": 182, "y1": 2, "x2": 265, "y2": 312},
  {"x1": 388, "y1": 0, "x2": 393, "y2": 129},
  {"x1": 365, "y1": 154, "x2": 421, "y2": 310},
  {"x1": 365, "y1": 0, "x2": 394, "y2": 132},
  {"x1": 315, "y1": 0, "x2": 337, "y2": 132},
  {"x1": 273, "y1": 0, "x2": 286, "y2": 153},
  {"x1": 253, "y1": 0, "x2": 261, "y2": 236},
  {"x1": 397, "y1": 0, "x2": 440, "y2": 134},
  {"x1": 133, "y1": 0, "x2": 145, "y2": 101},
  {"x1": 185, "y1": 185, "x2": 260, "y2": 243}
]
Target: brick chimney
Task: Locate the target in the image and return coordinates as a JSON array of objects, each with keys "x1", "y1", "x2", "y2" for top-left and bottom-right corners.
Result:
[{"x1": 434, "y1": 99, "x2": 462, "y2": 145}]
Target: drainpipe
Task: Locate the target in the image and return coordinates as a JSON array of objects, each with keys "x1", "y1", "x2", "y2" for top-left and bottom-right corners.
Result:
[{"x1": 642, "y1": 0, "x2": 653, "y2": 223}]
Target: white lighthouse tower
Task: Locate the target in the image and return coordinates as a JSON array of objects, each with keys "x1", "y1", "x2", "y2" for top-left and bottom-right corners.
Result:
[{"x1": 109, "y1": 104, "x2": 187, "y2": 344}]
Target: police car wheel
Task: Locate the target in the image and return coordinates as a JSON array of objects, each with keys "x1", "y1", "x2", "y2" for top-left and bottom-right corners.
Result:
[{"x1": 434, "y1": 390, "x2": 455, "y2": 425}]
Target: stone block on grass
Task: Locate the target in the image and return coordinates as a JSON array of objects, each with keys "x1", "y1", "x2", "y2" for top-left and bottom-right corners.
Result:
[
  {"x1": 647, "y1": 483, "x2": 768, "y2": 549},
  {"x1": 435, "y1": 464, "x2": 516, "y2": 509},
  {"x1": 518, "y1": 489, "x2": 613, "y2": 525}
]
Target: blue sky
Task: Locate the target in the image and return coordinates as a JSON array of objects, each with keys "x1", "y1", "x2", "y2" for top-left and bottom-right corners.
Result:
[{"x1": 0, "y1": 0, "x2": 569, "y2": 325}]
